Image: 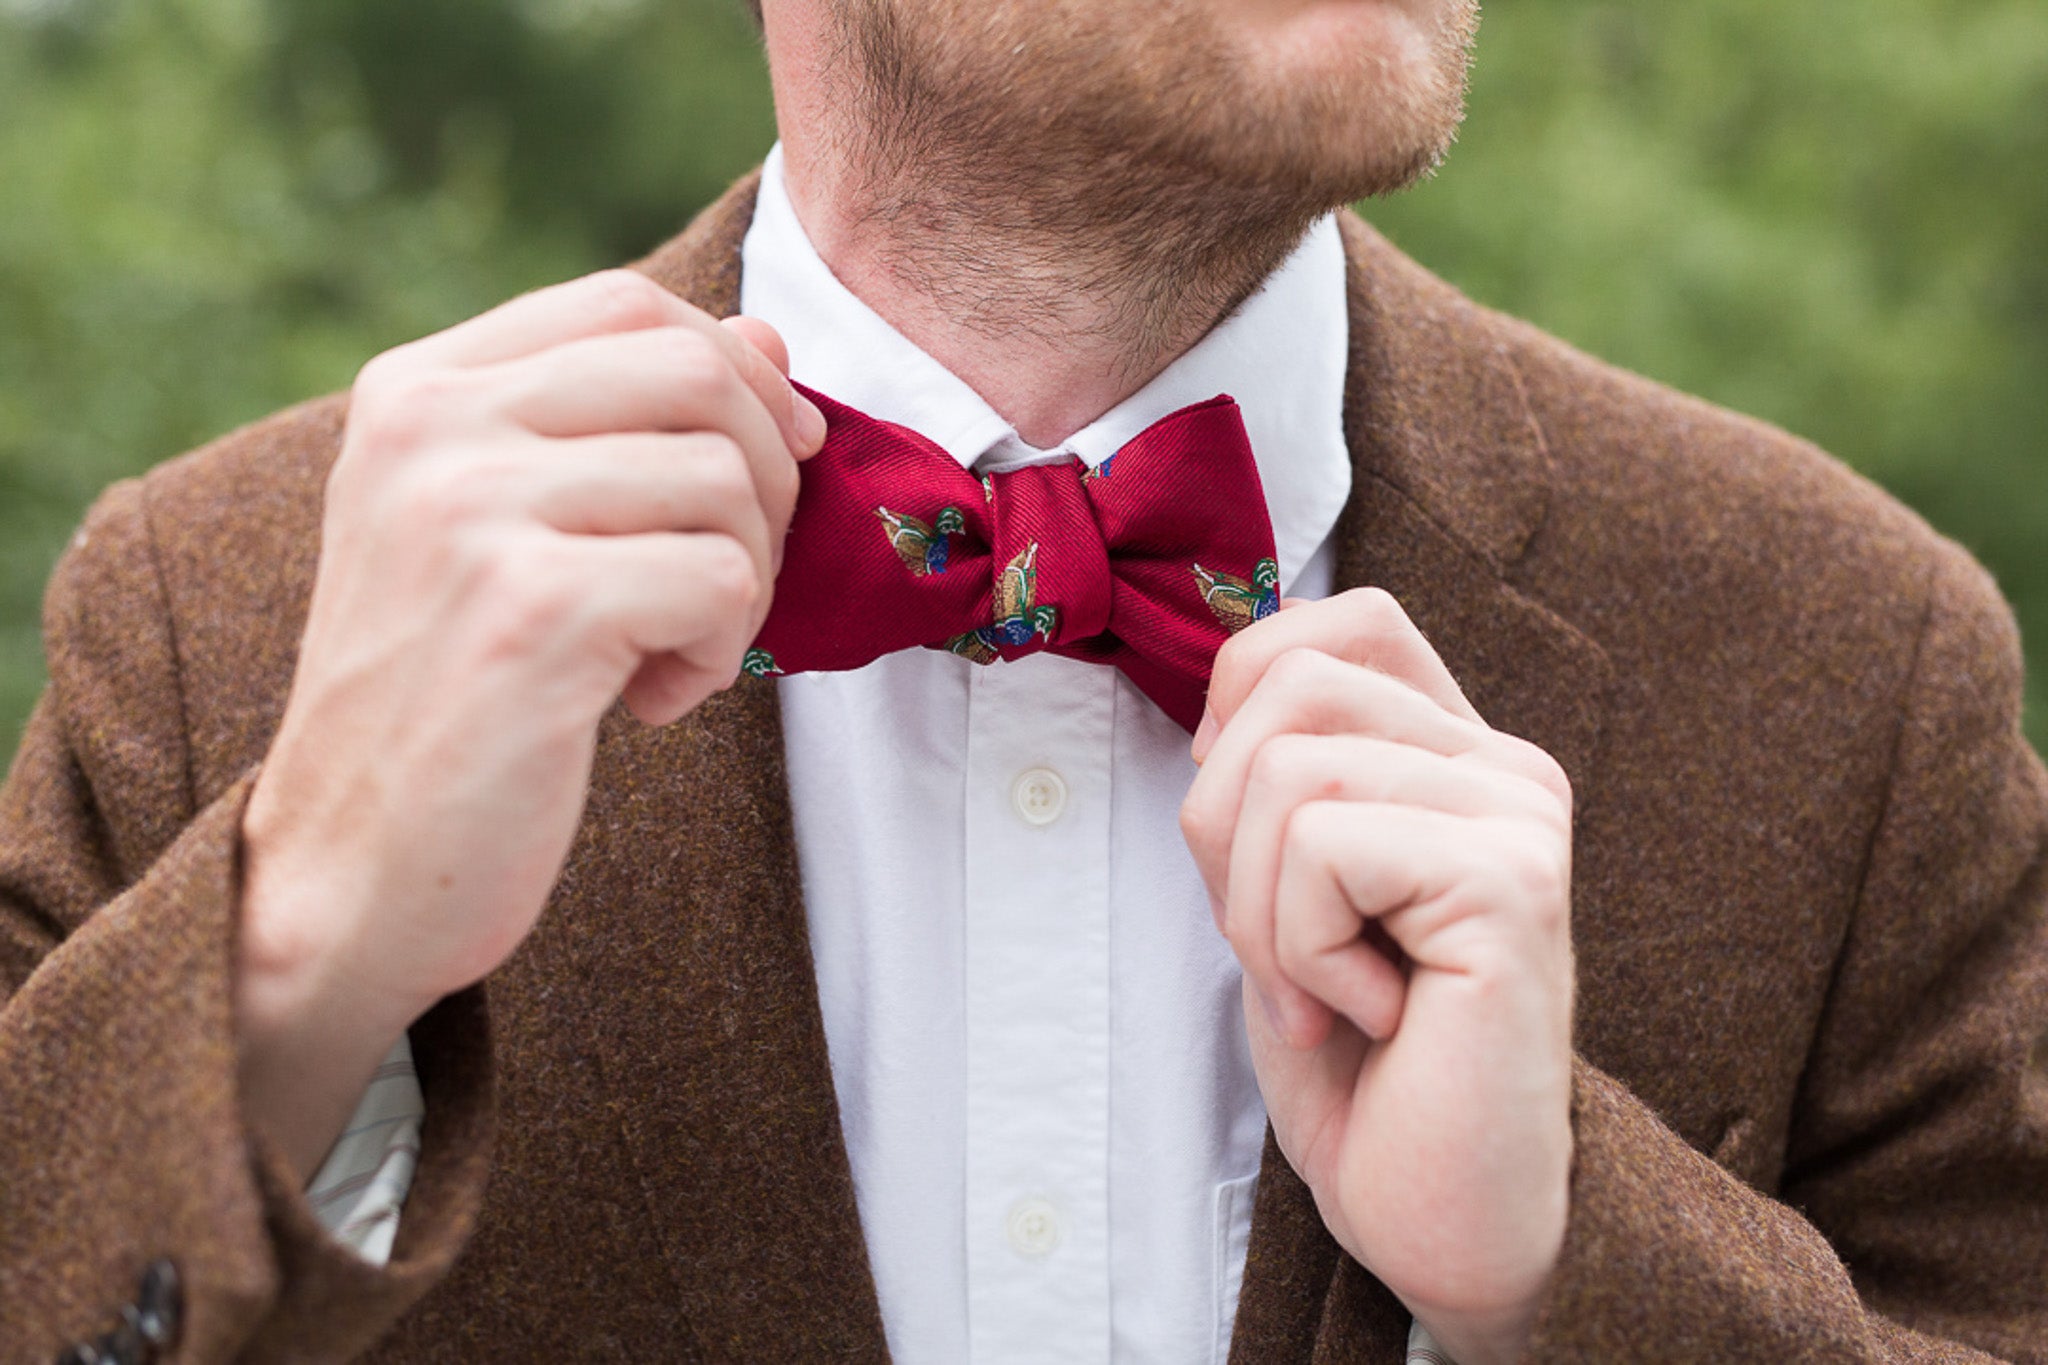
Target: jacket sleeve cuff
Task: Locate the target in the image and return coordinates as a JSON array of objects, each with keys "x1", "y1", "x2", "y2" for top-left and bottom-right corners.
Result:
[
  {"x1": 1521, "y1": 1057, "x2": 1952, "y2": 1363},
  {"x1": 242, "y1": 982, "x2": 494, "y2": 1358},
  {"x1": 1, "y1": 771, "x2": 496, "y2": 1360}
]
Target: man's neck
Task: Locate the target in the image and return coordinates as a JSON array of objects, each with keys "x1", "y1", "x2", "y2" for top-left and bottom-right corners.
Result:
[{"x1": 775, "y1": 119, "x2": 1317, "y2": 450}]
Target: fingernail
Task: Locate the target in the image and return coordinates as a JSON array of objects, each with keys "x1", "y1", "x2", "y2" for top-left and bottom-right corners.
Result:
[
  {"x1": 795, "y1": 394, "x2": 828, "y2": 454},
  {"x1": 1191, "y1": 707, "x2": 1218, "y2": 763}
]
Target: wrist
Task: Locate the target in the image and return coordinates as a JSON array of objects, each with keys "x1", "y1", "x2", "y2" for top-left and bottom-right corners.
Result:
[{"x1": 235, "y1": 797, "x2": 430, "y2": 1181}]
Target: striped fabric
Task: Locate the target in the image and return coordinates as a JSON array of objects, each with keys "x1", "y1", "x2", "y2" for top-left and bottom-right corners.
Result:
[
  {"x1": 1406, "y1": 1320, "x2": 1456, "y2": 1364},
  {"x1": 304, "y1": 1033, "x2": 425, "y2": 1266}
]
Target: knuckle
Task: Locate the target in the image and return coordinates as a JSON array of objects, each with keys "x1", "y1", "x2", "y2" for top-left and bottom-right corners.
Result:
[
  {"x1": 772, "y1": 450, "x2": 802, "y2": 512},
  {"x1": 1245, "y1": 734, "x2": 1319, "y2": 804},
  {"x1": 1273, "y1": 922, "x2": 1317, "y2": 984},
  {"x1": 475, "y1": 549, "x2": 581, "y2": 658},
  {"x1": 1497, "y1": 828, "x2": 1571, "y2": 920},
  {"x1": 1208, "y1": 631, "x2": 1252, "y2": 701},
  {"x1": 1176, "y1": 792, "x2": 1217, "y2": 854},
  {"x1": 586, "y1": 269, "x2": 675, "y2": 332},
  {"x1": 697, "y1": 435, "x2": 756, "y2": 504},
  {"x1": 351, "y1": 348, "x2": 404, "y2": 399},
  {"x1": 1345, "y1": 585, "x2": 1410, "y2": 632},
  {"x1": 1280, "y1": 800, "x2": 1324, "y2": 859},
  {"x1": 699, "y1": 536, "x2": 761, "y2": 614},
  {"x1": 1502, "y1": 734, "x2": 1574, "y2": 811},
  {"x1": 1537, "y1": 754, "x2": 1575, "y2": 814},
  {"x1": 1265, "y1": 644, "x2": 1332, "y2": 694},
  {"x1": 398, "y1": 463, "x2": 493, "y2": 533},
  {"x1": 352, "y1": 368, "x2": 467, "y2": 456},
  {"x1": 1219, "y1": 901, "x2": 1257, "y2": 957},
  {"x1": 659, "y1": 330, "x2": 739, "y2": 405},
  {"x1": 712, "y1": 625, "x2": 759, "y2": 684}
]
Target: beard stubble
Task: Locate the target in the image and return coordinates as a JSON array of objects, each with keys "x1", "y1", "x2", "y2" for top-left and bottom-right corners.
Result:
[{"x1": 830, "y1": 0, "x2": 1480, "y2": 364}]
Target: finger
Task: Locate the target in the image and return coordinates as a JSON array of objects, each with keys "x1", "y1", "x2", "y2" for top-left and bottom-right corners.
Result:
[
  {"x1": 1240, "y1": 974, "x2": 1372, "y2": 1180},
  {"x1": 1269, "y1": 800, "x2": 1422, "y2": 1044},
  {"x1": 1285, "y1": 800, "x2": 1568, "y2": 974},
  {"x1": 401, "y1": 270, "x2": 710, "y2": 370},
  {"x1": 391, "y1": 272, "x2": 826, "y2": 460},
  {"x1": 1216, "y1": 733, "x2": 1560, "y2": 1040},
  {"x1": 1182, "y1": 647, "x2": 1494, "y2": 890},
  {"x1": 580, "y1": 530, "x2": 768, "y2": 727},
  {"x1": 619, "y1": 647, "x2": 728, "y2": 727},
  {"x1": 480, "y1": 327, "x2": 804, "y2": 533},
  {"x1": 525, "y1": 432, "x2": 774, "y2": 580},
  {"x1": 1228, "y1": 792, "x2": 1422, "y2": 1053},
  {"x1": 575, "y1": 530, "x2": 765, "y2": 664},
  {"x1": 721, "y1": 315, "x2": 789, "y2": 374},
  {"x1": 449, "y1": 526, "x2": 762, "y2": 734},
  {"x1": 1224, "y1": 732, "x2": 1561, "y2": 908},
  {"x1": 1203, "y1": 587, "x2": 1481, "y2": 746}
]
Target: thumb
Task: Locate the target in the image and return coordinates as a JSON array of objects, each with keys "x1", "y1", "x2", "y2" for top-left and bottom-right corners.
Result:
[
  {"x1": 719, "y1": 315, "x2": 828, "y2": 458},
  {"x1": 721, "y1": 314, "x2": 791, "y2": 374}
]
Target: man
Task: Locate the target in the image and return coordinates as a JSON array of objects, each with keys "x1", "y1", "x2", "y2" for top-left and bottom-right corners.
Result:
[{"x1": 2, "y1": 0, "x2": 2043, "y2": 1359}]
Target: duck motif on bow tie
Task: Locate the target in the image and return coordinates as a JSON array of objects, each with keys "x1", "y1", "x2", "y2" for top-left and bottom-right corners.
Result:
[
  {"x1": 947, "y1": 542, "x2": 1061, "y2": 664},
  {"x1": 1193, "y1": 557, "x2": 1281, "y2": 632},
  {"x1": 877, "y1": 504, "x2": 965, "y2": 577}
]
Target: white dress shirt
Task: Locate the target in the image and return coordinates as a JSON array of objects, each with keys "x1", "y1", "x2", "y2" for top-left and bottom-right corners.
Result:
[
  {"x1": 312, "y1": 146, "x2": 1476, "y2": 1363},
  {"x1": 747, "y1": 145, "x2": 1349, "y2": 1364}
]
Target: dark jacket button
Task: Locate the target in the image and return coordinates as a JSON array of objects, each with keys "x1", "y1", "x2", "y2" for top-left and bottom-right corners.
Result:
[
  {"x1": 93, "y1": 1325, "x2": 142, "y2": 1365},
  {"x1": 115, "y1": 1306, "x2": 155, "y2": 1361},
  {"x1": 134, "y1": 1259, "x2": 181, "y2": 1349},
  {"x1": 98, "y1": 1310, "x2": 149, "y2": 1365}
]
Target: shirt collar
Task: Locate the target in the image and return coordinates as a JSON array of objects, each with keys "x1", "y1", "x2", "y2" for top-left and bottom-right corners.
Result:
[{"x1": 739, "y1": 143, "x2": 1352, "y2": 593}]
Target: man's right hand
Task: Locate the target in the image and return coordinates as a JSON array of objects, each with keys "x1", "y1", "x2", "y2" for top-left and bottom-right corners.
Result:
[{"x1": 231, "y1": 271, "x2": 826, "y2": 1181}]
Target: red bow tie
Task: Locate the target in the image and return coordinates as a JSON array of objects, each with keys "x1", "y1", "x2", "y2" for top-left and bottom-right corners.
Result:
[{"x1": 746, "y1": 383, "x2": 1279, "y2": 732}]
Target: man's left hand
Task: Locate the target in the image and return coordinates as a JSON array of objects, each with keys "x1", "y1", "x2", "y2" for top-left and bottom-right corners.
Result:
[{"x1": 1180, "y1": 588, "x2": 1575, "y2": 1365}]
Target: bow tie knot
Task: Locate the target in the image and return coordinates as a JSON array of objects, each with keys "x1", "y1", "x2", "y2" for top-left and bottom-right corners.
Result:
[
  {"x1": 748, "y1": 384, "x2": 1279, "y2": 732},
  {"x1": 936, "y1": 458, "x2": 1116, "y2": 662}
]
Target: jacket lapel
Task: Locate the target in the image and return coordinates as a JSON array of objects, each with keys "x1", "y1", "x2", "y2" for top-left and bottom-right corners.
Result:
[
  {"x1": 551, "y1": 678, "x2": 890, "y2": 1361},
  {"x1": 1229, "y1": 215, "x2": 1614, "y2": 1363},
  {"x1": 536, "y1": 177, "x2": 890, "y2": 1361}
]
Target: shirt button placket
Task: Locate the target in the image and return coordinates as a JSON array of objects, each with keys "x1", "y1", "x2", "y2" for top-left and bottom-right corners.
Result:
[{"x1": 964, "y1": 657, "x2": 1114, "y2": 1361}]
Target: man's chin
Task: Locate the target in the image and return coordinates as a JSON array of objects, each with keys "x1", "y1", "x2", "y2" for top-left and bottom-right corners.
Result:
[
  {"x1": 1174, "y1": 105, "x2": 1463, "y2": 216},
  {"x1": 1168, "y1": 11, "x2": 1475, "y2": 210}
]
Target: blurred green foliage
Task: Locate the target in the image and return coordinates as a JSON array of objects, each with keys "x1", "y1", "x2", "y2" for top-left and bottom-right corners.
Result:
[{"x1": 3, "y1": 0, "x2": 2045, "y2": 768}]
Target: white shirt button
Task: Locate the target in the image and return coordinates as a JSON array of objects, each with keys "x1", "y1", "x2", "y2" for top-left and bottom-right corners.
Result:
[
  {"x1": 1010, "y1": 767, "x2": 1068, "y2": 826},
  {"x1": 1005, "y1": 1196, "x2": 1063, "y2": 1258}
]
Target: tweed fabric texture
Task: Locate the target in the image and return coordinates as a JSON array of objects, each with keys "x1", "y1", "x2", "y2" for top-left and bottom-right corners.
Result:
[{"x1": 1, "y1": 173, "x2": 2044, "y2": 1362}]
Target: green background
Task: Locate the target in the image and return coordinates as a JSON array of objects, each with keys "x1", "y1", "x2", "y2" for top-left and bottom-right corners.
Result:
[{"x1": 4, "y1": 0, "x2": 2045, "y2": 770}]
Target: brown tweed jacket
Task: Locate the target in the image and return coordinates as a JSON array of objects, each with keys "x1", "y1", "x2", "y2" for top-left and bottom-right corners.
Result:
[{"x1": 3, "y1": 173, "x2": 2045, "y2": 1363}]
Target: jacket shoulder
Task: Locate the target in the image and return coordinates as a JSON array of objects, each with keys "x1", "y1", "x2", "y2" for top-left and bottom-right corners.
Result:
[
  {"x1": 1468, "y1": 291, "x2": 1999, "y2": 660},
  {"x1": 69, "y1": 394, "x2": 345, "y2": 789},
  {"x1": 1479, "y1": 294, "x2": 2023, "y2": 800},
  {"x1": 1335, "y1": 220, "x2": 2020, "y2": 747}
]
